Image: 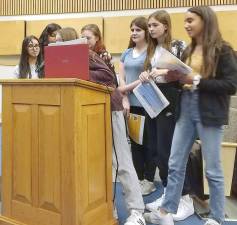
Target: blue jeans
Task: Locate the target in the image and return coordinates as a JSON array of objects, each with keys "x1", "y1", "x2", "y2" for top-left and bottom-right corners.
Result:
[{"x1": 161, "y1": 90, "x2": 225, "y2": 223}]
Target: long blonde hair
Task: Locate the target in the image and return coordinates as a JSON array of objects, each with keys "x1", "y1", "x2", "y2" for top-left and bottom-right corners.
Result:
[{"x1": 144, "y1": 10, "x2": 172, "y2": 70}]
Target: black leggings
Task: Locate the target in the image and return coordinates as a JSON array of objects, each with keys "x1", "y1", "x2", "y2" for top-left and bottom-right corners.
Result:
[{"x1": 130, "y1": 106, "x2": 157, "y2": 182}]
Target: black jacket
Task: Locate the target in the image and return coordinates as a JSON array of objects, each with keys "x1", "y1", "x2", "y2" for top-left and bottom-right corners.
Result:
[{"x1": 196, "y1": 45, "x2": 237, "y2": 126}]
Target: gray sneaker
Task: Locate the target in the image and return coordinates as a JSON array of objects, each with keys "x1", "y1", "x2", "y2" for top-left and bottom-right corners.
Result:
[
  {"x1": 113, "y1": 207, "x2": 118, "y2": 219},
  {"x1": 140, "y1": 179, "x2": 156, "y2": 196}
]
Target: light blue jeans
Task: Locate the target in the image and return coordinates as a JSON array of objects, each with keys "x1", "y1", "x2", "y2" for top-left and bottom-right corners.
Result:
[
  {"x1": 161, "y1": 90, "x2": 225, "y2": 223},
  {"x1": 112, "y1": 111, "x2": 145, "y2": 213}
]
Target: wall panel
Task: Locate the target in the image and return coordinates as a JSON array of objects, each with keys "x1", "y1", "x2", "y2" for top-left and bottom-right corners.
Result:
[
  {"x1": 0, "y1": 21, "x2": 25, "y2": 55},
  {"x1": 217, "y1": 11, "x2": 237, "y2": 49},
  {"x1": 0, "y1": 0, "x2": 236, "y2": 16},
  {"x1": 0, "y1": 3, "x2": 236, "y2": 65},
  {"x1": 104, "y1": 14, "x2": 191, "y2": 54},
  {"x1": 26, "y1": 17, "x2": 103, "y2": 39},
  {"x1": 104, "y1": 10, "x2": 237, "y2": 54},
  {"x1": 104, "y1": 16, "x2": 135, "y2": 54}
]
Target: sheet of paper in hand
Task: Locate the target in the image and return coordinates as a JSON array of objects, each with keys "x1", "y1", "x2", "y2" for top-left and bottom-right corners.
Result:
[{"x1": 154, "y1": 46, "x2": 192, "y2": 74}]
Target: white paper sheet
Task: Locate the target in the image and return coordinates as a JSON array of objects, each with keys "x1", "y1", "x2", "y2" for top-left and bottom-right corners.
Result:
[{"x1": 154, "y1": 46, "x2": 192, "y2": 74}]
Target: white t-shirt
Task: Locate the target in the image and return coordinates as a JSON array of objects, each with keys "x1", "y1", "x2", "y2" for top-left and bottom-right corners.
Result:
[
  {"x1": 13, "y1": 64, "x2": 39, "y2": 79},
  {"x1": 151, "y1": 45, "x2": 167, "y2": 83},
  {"x1": 150, "y1": 40, "x2": 186, "y2": 83}
]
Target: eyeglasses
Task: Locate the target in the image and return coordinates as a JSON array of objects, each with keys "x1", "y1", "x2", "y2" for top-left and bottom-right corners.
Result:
[
  {"x1": 28, "y1": 44, "x2": 40, "y2": 49},
  {"x1": 49, "y1": 33, "x2": 57, "y2": 37}
]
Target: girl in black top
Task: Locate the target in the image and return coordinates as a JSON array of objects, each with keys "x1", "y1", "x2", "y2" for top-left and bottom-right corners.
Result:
[{"x1": 140, "y1": 10, "x2": 194, "y2": 221}]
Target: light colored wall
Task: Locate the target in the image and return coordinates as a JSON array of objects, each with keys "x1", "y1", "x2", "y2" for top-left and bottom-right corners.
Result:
[
  {"x1": 0, "y1": 0, "x2": 235, "y2": 16},
  {"x1": 26, "y1": 17, "x2": 103, "y2": 39},
  {"x1": 0, "y1": 5, "x2": 236, "y2": 113}
]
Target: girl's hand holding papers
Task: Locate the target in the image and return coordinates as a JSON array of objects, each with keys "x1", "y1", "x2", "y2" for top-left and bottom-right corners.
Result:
[
  {"x1": 164, "y1": 70, "x2": 195, "y2": 85},
  {"x1": 139, "y1": 71, "x2": 150, "y2": 82},
  {"x1": 165, "y1": 70, "x2": 183, "y2": 82},
  {"x1": 149, "y1": 68, "x2": 168, "y2": 78},
  {"x1": 179, "y1": 73, "x2": 194, "y2": 84},
  {"x1": 165, "y1": 71, "x2": 196, "y2": 90},
  {"x1": 149, "y1": 68, "x2": 168, "y2": 83},
  {"x1": 139, "y1": 69, "x2": 169, "y2": 83}
]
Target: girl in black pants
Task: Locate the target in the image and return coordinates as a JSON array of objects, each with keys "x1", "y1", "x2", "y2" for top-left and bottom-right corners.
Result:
[
  {"x1": 129, "y1": 106, "x2": 157, "y2": 195},
  {"x1": 119, "y1": 17, "x2": 157, "y2": 196},
  {"x1": 139, "y1": 10, "x2": 194, "y2": 221}
]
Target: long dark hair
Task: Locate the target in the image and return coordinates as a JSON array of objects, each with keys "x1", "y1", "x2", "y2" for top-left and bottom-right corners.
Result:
[
  {"x1": 128, "y1": 16, "x2": 149, "y2": 48},
  {"x1": 81, "y1": 24, "x2": 106, "y2": 54},
  {"x1": 39, "y1": 23, "x2": 61, "y2": 57},
  {"x1": 182, "y1": 6, "x2": 228, "y2": 78},
  {"x1": 18, "y1": 35, "x2": 43, "y2": 78},
  {"x1": 144, "y1": 10, "x2": 172, "y2": 70}
]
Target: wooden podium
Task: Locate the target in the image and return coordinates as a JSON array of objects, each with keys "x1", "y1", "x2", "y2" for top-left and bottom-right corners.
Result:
[{"x1": 0, "y1": 79, "x2": 117, "y2": 225}]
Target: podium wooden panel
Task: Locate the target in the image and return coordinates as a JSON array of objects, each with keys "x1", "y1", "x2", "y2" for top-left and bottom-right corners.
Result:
[{"x1": 0, "y1": 79, "x2": 117, "y2": 225}]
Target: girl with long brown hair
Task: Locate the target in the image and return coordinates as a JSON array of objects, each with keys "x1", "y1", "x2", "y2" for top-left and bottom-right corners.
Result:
[
  {"x1": 14, "y1": 35, "x2": 43, "y2": 78},
  {"x1": 140, "y1": 10, "x2": 194, "y2": 222},
  {"x1": 38, "y1": 23, "x2": 61, "y2": 76},
  {"x1": 119, "y1": 16, "x2": 157, "y2": 197},
  {"x1": 144, "y1": 6, "x2": 237, "y2": 225},
  {"x1": 39, "y1": 23, "x2": 62, "y2": 57}
]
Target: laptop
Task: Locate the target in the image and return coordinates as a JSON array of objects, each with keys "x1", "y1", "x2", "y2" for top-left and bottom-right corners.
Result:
[{"x1": 44, "y1": 44, "x2": 89, "y2": 80}]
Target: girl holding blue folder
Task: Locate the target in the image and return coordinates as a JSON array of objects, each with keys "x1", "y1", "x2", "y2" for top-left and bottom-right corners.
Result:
[{"x1": 139, "y1": 10, "x2": 194, "y2": 222}]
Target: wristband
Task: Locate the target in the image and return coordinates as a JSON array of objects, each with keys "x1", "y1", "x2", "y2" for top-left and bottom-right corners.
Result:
[{"x1": 192, "y1": 74, "x2": 201, "y2": 90}]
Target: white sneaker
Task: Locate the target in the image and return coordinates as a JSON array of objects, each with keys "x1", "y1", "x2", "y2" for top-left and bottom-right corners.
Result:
[
  {"x1": 172, "y1": 195, "x2": 194, "y2": 221},
  {"x1": 124, "y1": 210, "x2": 146, "y2": 225},
  {"x1": 204, "y1": 219, "x2": 220, "y2": 225},
  {"x1": 144, "y1": 210, "x2": 174, "y2": 225},
  {"x1": 146, "y1": 194, "x2": 165, "y2": 211},
  {"x1": 113, "y1": 207, "x2": 118, "y2": 219},
  {"x1": 140, "y1": 179, "x2": 156, "y2": 196}
]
